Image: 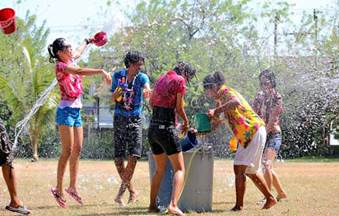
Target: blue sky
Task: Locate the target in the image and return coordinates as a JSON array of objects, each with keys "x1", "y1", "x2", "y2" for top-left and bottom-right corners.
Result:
[{"x1": 0, "y1": 0, "x2": 336, "y2": 46}]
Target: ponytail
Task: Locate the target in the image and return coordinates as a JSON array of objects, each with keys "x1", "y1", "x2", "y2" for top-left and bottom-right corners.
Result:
[
  {"x1": 47, "y1": 38, "x2": 67, "y2": 63},
  {"x1": 47, "y1": 44, "x2": 56, "y2": 63}
]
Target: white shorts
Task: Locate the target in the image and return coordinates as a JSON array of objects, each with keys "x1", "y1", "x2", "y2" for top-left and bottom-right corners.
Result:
[{"x1": 234, "y1": 126, "x2": 266, "y2": 174}]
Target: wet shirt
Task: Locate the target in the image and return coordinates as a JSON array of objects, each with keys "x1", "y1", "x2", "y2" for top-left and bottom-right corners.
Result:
[
  {"x1": 111, "y1": 69, "x2": 150, "y2": 117},
  {"x1": 150, "y1": 70, "x2": 186, "y2": 109},
  {"x1": 55, "y1": 61, "x2": 83, "y2": 108},
  {"x1": 217, "y1": 85, "x2": 265, "y2": 148},
  {"x1": 252, "y1": 90, "x2": 283, "y2": 134}
]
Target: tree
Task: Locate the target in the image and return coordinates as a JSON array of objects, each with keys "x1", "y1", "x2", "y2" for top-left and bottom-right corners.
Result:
[{"x1": 0, "y1": 12, "x2": 58, "y2": 161}]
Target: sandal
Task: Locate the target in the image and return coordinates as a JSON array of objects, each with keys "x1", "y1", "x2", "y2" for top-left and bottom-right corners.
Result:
[
  {"x1": 128, "y1": 191, "x2": 138, "y2": 204},
  {"x1": 50, "y1": 187, "x2": 67, "y2": 208},
  {"x1": 277, "y1": 195, "x2": 288, "y2": 202},
  {"x1": 65, "y1": 187, "x2": 83, "y2": 205},
  {"x1": 114, "y1": 183, "x2": 127, "y2": 206},
  {"x1": 114, "y1": 197, "x2": 126, "y2": 207},
  {"x1": 148, "y1": 206, "x2": 168, "y2": 214},
  {"x1": 5, "y1": 204, "x2": 31, "y2": 215},
  {"x1": 256, "y1": 198, "x2": 266, "y2": 205}
]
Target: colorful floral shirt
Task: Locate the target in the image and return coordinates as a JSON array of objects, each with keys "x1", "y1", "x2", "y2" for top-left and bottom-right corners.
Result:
[
  {"x1": 217, "y1": 85, "x2": 265, "y2": 148},
  {"x1": 55, "y1": 61, "x2": 83, "y2": 101},
  {"x1": 252, "y1": 90, "x2": 283, "y2": 134}
]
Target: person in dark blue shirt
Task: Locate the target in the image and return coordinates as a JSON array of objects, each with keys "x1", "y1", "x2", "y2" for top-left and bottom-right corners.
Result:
[{"x1": 111, "y1": 51, "x2": 151, "y2": 206}]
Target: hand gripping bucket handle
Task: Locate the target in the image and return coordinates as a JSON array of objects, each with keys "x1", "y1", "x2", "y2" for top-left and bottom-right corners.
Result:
[{"x1": 0, "y1": 8, "x2": 16, "y2": 34}]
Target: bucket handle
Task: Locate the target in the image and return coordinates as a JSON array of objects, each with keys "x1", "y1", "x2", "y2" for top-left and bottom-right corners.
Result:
[{"x1": 0, "y1": 18, "x2": 14, "y2": 29}]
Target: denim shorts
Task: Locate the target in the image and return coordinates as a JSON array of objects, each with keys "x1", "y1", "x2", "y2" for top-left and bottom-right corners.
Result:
[
  {"x1": 265, "y1": 132, "x2": 282, "y2": 153},
  {"x1": 56, "y1": 107, "x2": 82, "y2": 127},
  {"x1": 113, "y1": 115, "x2": 143, "y2": 159}
]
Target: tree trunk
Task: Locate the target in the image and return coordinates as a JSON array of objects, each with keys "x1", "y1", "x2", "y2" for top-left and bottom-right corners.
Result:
[
  {"x1": 32, "y1": 137, "x2": 39, "y2": 162},
  {"x1": 29, "y1": 127, "x2": 40, "y2": 162}
]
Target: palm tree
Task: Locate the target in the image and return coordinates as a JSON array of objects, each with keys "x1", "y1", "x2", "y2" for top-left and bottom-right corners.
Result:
[{"x1": 0, "y1": 14, "x2": 58, "y2": 161}]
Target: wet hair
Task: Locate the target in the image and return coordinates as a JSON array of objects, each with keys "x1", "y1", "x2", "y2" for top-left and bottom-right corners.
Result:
[
  {"x1": 203, "y1": 71, "x2": 225, "y2": 90},
  {"x1": 173, "y1": 61, "x2": 196, "y2": 82},
  {"x1": 259, "y1": 69, "x2": 276, "y2": 88},
  {"x1": 124, "y1": 51, "x2": 145, "y2": 68},
  {"x1": 47, "y1": 38, "x2": 67, "y2": 63}
]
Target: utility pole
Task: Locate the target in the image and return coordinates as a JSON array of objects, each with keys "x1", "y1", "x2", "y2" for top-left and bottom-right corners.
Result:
[
  {"x1": 313, "y1": 9, "x2": 318, "y2": 68},
  {"x1": 274, "y1": 14, "x2": 279, "y2": 65}
]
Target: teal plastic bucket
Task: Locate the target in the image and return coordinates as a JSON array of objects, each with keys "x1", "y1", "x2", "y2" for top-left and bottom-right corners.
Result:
[{"x1": 194, "y1": 113, "x2": 211, "y2": 133}]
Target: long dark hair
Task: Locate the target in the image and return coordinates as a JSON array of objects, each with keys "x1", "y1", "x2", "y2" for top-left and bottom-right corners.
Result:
[
  {"x1": 173, "y1": 61, "x2": 196, "y2": 82},
  {"x1": 203, "y1": 71, "x2": 225, "y2": 90},
  {"x1": 259, "y1": 69, "x2": 276, "y2": 88},
  {"x1": 124, "y1": 51, "x2": 145, "y2": 68},
  {"x1": 47, "y1": 38, "x2": 67, "y2": 63}
]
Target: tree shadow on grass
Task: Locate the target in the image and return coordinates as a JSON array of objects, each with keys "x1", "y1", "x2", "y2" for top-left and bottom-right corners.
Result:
[
  {"x1": 213, "y1": 201, "x2": 234, "y2": 205},
  {"x1": 78, "y1": 206, "x2": 149, "y2": 216},
  {"x1": 34, "y1": 203, "x2": 115, "y2": 210},
  {"x1": 33, "y1": 205, "x2": 61, "y2": 210},
  {"x1": 79, "y1": 207, "x2": 227, "y2": 216}
]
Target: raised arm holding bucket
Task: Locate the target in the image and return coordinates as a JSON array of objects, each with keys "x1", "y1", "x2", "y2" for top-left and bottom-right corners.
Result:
[{"x1": 47, "y1": 35, "x2": 111, "y2": 208}]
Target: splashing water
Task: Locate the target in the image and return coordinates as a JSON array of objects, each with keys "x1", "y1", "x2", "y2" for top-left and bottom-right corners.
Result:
[{"x1": 12, "y1": 79, "x2": 58, "y2": 151}]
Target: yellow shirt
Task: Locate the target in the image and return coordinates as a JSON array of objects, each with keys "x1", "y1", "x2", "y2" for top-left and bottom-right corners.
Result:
[{"x1": 217, "y1": 85, "x2": 265, "y2": 148}]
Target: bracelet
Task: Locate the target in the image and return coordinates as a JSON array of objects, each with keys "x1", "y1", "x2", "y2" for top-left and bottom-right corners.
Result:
[{"x1": 84, "y1": 38, "x2": 90, "y2": 45}]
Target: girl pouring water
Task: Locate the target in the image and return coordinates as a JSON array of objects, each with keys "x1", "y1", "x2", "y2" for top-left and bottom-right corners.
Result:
[
  {"x1": 47, "y1": 37, "x2": 111, "y2": 208},
  {"x1": 148, "y1": 62, "x2": 196, "y2": 216}
]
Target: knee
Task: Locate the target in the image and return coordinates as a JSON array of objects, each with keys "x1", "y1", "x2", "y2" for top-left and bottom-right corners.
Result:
[
  {"x1": 235, "y1": 172, "x2": 246, "y2": 179},
  {"x1": 263, "y1": 159, "x2": 273, "y2": 172},
  {"x1": 71, "y1": 146, "x2": 82, "y2": 157},
  {"x1": 173, "y1": 166, "x2": 185, "y2": 174},
  {"x1": 114, "y1": 159, "x2": 124, "y2": 169},
  {"x1": 60, "y1": 147, "x2": 71, "y2": 158},
  {"x1": 154, "y1": 168, "x2": 166, "y2": 178},
  {"x1": 128, "y1": 156, "x2": 138, "y2": 164}
]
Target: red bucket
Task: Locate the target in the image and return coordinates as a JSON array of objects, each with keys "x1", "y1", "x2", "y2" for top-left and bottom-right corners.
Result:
[
  {"x1": 93, "y1": 31, "x2": 108, "y2": 46},
  {"x1": 0, "y1": 8, "x2": 16, "y2": 35}
]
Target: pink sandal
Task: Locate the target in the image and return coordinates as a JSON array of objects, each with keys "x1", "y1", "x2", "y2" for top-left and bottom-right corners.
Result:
[
  {"x1": 65, "y1": 187, "x2": 83, "y2": 205},
  {"x1": 50, "y1": 187, "x2": 67, "y2": 208}
]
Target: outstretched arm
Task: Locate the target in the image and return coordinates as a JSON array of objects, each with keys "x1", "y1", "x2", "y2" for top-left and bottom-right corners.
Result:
[{"x1": 64, "y1": 65, "x2": 111, "y2": 83}]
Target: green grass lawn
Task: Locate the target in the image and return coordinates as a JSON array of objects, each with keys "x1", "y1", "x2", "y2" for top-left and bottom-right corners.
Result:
[{"x1": 0, "y1": 159, "x2": 338, "y2": 215}]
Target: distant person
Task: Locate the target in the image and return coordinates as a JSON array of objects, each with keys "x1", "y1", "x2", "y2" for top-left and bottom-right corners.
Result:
[
  {"x1": 47, "y1": 37, "x2": 111, "y2": 208},
  {"x1": 203, "y1": 71, "x2": 276, "y2": 211},
  {"x1": 252, "y1": 69, "x2": 287, "y2": 202},
  {"x1": 148, "y1": 62, "x2": 196, "y2": 216},
  {"x1": 111, "y1": 51, "x2": 151, "y2": 206},
  {"x1": 0, "y1": 119, "x2": 30, "y2": 215}
]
